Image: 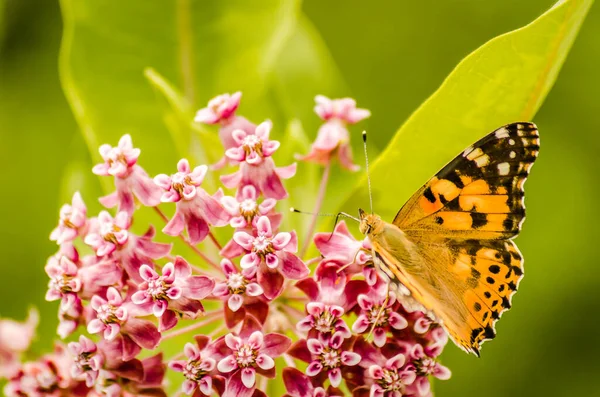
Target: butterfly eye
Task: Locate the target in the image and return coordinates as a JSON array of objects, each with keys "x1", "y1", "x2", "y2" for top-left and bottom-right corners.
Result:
[{"x1": 366, "y1": 224, "x2": 372, "y2": 234}]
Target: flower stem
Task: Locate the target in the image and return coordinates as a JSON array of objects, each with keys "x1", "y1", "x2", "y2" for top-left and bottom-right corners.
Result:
[
  {"x1": 208, "y1": 231, "x2": 222, "y2": 250},
  {"x1": 153, "y1": 206, "x2": 221, "y2": 272},
  {"x1": 161, "y1": 311, "x2": 221, "y2": 341},
  {"x1": 300, "y1": 161, "x2": 331, "y2": 258}
]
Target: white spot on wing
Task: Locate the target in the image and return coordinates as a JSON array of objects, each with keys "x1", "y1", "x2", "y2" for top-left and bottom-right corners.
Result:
[
  {"x1": 497, "y1": 162, "x2": 510, "y2": 175},
  {"x1": 509, "y1": 139, "x2": 515, "y2": 145},
  {"x1": 510, "y1": 151, "x2": 516, "y2": 159},
  {"x1": 475, "y1": 154, "x2": 490, "y2": 167},
  {"x1": 495, "y1": 128, "x2": 510, "y2": 139},
  {"x1": 466, "y1": 147, "x2": 484, "y2": 160}
]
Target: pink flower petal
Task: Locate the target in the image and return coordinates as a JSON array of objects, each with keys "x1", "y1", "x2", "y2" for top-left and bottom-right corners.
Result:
[
  {"x1": 225, "y1": 334, "x2": 242, "y2": 350},
  {"x1": 241, "y1": 367, "x2": 256, "y2": 388},
  {"x1": 271, "y1": 232, "x2": 291, "y2": 250},
  {"x1": 256, "y1": 216, "x2": 272, "y2": 236},
  {"x1": 240, "y1": 253, "x2": 260, "y2": 270},
  {"x1": 305, "y1": 361, "x2": 323, "y2": 377},
  {"x1": 277, "y1": 251, "x2": 309, "y2": 280},
  {"x1": 228, "y1": 294, "x2": 243, "y2": 312},
  {"x1": 248, "y1": 331, "x2": 264, "y2": 349},
  {"x1": 87, "y1": 319, "x2": 104, "y2": 335},
  {"x1": 306, "y1": 339, "x2": 323, "y2": 355},
  {"x1": 341, "y1": 351, "x2": 361, "y2": 366},
  {"x1": 261, "y1": 333, "x2": 291, "y2": 357},
  {"x1": 217, "y1": 355, "x2": 237, "y2": 373},
  {"x1": 233, "y1": 232, "x2": 254, "y2": 250},
  {"x1": 328, "y1": 368, "x2": 342, "y2": 388},
  {"x1": 245, "y1": 283, "x2": 263, "y2": 296}
]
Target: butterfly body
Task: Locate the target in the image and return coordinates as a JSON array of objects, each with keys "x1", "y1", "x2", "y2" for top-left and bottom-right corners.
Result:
[{"x1": 359, "y1": 122, "x2": 540, "y2": 356}]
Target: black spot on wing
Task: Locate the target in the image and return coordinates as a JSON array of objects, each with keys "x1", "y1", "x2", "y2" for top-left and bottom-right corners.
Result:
[
  {"x1": 423, "y1": 187, "x2": 436, "y2": 203},
  {"x1": 470, "y1": 212, "x2": 487, "y2": 228}
]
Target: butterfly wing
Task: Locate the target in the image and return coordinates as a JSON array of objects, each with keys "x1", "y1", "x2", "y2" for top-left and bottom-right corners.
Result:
[{"x1": 380, "y1": 122, "x2": 539, "y2": 355}]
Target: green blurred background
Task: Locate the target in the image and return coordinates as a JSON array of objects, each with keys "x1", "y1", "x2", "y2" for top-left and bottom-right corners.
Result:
[{"x1": 1, "y1": 0, "x2": 599, "y2": 396}]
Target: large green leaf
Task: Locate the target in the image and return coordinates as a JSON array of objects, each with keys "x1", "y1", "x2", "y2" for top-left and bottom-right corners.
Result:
[{"x1": 340, "y1": 0, "x2": 593, "y2": 220}]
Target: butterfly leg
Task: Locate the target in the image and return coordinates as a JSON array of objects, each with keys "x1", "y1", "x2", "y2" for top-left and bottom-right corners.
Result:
[{"x1": 366, "y1": 286, "x2": 390, "y2": 341}]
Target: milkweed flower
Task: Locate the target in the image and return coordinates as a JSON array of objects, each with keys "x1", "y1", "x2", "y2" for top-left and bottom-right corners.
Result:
[
  {"x1": 352, "y1": 292, "x2": 408, "y2": 347},
  {"x1": 221, "y1": 121, "x2": 296, "y2": 200},
  {"x1": 154, "y1": 159, "x2": 229, "y2": 244},
  {"x1": 22, "y1": 91, "x2": 452, "y2": 397},
  {"x1": 169, "y1": 336, "x2": 219, "y2": 396},
  {"x1": 234, "y1": 216, "x2": 309, "y2": 299},
  {"x1": 92, "y1": 134, "x2": 162, "y2": 215},
  {"x1": 289, "y1": 332, "x2": 360, "y2": 388},
  {"x1": 50, "y1": 192, "x2": 88, "y2": 245},
  {"x1": 0, "y1": 309, "x2": 38, "y2": 378},
  {"x1": 214, "y1": 316, "x2": 291, "y2": 393},
  {"x1": 83, "y1": 211, "x2": 171, "y2": 282},
  {"x1": 87, "y1": 287, "x2": 160, "y2": 357},
  {"x1": 298, "y1": 95, "x2": 370, "y2": 170},
  {"x1": 194, "y1": 92, "x2": 255, "y2": 149},
  {"x1": 131, "y1": 257, "x2": 215, "y2": 331}
]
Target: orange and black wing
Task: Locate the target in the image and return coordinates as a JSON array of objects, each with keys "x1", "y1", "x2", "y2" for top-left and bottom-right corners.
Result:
[
  {"x1": 389, "y1": 122, "x2": 539, "y2": 354},
  {"x1": 394, "y1": 122, "x2": 539, "y2": 239}
]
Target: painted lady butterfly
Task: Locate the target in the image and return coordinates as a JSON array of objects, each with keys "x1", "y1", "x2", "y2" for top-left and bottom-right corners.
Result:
[{"x1": 359, "y1": 122, "x2": 539, "y2": 355}]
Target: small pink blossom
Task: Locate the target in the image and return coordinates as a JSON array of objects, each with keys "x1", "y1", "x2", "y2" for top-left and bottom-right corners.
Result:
[
  {"x1": 221, "y1": 185, "x2": 278, "y2": 229},
  {"x1": 84, "y1": 211, "x2": 171, "y2": 282},
  {"x1": 0, "y1": 309, "x2": 39, "y2": 378},
  {"x1": 216, "y1": 317, "x2": 291, "y2": 391},
  {"x1": 224, "y1": 121, "x2": 280, "y2": 165},
  {"x1": 368, "y1": 354, "x2": 417, "y2": 397},
  {"x1": 195, "y1": 92, "x2": 241, "y2": 126},
  {"x1": 298, "y1": 95, "x2": 370, "y2": 170},
  {"x1": 352, "y1": 292, "x2": 408, "y2": 347},
  {"x1": 234, "y1": 216, "x2": 308, "y2": 299},
  {"x1": 87, "y1": 287, "x2": 160, "y2": 352},
  {"x1": 68, "y1": 335, "x2": 103, "y2": 387},
  {"x1": 296, "y1": 260, "x2": 369, "y2": 311},
  {"x1": 131, "y1": 257, "x2": 215, "y2": 331},
  {"x1": 92, "y1": 134, "x2": 162, "y2": 215},
  {"x1": 154, "y1": 159, "x2": 229, "y2": 244},
  {"x1": 297, "y1": 303, "x2": 351, "y2": 339},
  {"x1": 44, "y1": 256, "x2": 82, "y2": 311},
  {"x1": 3, "y1": 345, "x2": 81, "y2": 397},
  {"x1": 297, "y1": 333, "x2": 361, "y2": 388},
  {"x1": 219, "y1": 184, "x2": 282, "y2": 259},
  {"x1": 313, "y1": 95, "x2": 371, "y2": 123},
  {"x1": 169, "y1": 336, "x2": 217, "y2": 396},
  {"x1": 221, "y1": 121, "x2": 296, "y2": 200},
  {"x1": 212, "y1": 259, "x2": 263, "y2": 313},
  {"x1": 314, "y1": 220, "x2": 372, "y2": 271},
  {"x1": 84, "y1": 211, "x2": 130, "y2": 257},
  {"x1": 50, "y1": 192, "x2": 88, "y2": 245}
]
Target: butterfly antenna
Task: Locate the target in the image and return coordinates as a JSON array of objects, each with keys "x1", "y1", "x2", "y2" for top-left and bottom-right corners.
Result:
[
  {"x1": 290, "y1": 208, "x2": 336, "y2": 218},
  {"x1": 363, "y1": 131, "x2": 373, "y2": 214}
]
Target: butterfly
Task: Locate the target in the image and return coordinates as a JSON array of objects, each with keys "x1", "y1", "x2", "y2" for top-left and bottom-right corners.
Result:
[{"x1": 359, "y1": 122, "x2": 539, "y2": 356}]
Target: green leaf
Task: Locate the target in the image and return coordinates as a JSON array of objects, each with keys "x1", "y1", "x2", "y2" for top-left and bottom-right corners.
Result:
[{"x1": 340, "y1": 0, "x2": 593, "y2": 220}]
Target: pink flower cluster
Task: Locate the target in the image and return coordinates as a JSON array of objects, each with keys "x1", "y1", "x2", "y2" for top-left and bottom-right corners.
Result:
[{"x1": 2, "y1": 93, "x2": 450, "y2": 396}]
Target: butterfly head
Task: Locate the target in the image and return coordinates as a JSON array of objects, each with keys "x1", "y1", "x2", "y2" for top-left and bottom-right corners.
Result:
[{"x1": 358, "y1": 208, "x2": 384, "y2": 236}]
